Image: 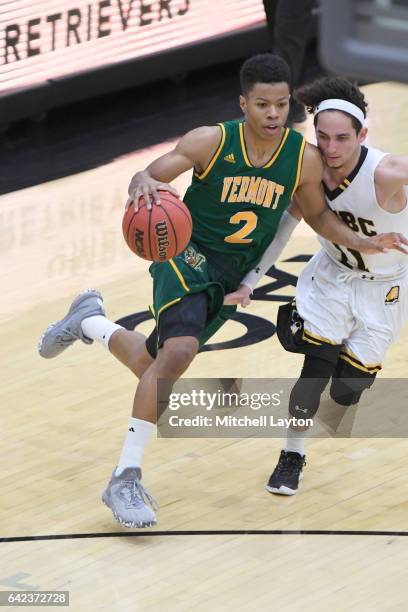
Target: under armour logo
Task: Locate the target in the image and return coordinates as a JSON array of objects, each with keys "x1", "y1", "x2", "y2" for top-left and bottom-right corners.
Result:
[{"x1": 294, "y1": 406, "x2": 308, "y2": 414}]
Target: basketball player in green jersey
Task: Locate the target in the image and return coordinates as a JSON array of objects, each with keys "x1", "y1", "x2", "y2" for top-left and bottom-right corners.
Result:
[{"x1": 38, "y1": 54, "x2": 405, "y2": 529}]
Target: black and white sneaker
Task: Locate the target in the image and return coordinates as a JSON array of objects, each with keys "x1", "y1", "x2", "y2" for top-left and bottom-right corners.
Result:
[{"x1": 266, "y1": 450, "x2": 306, "y2": 496}]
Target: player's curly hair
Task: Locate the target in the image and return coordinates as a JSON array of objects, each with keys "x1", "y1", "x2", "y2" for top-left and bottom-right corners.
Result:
[
  {"x1": 294, "y1": 77, "x2": 368, "y2": 132},
  {"x1": 240, "y1": 54, "x2": 291, "y2": 96}
]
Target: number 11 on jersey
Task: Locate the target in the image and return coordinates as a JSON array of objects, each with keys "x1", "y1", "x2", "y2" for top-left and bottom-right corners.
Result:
[{"x1": 333, "y1": 243, "x2": 369, "y2": 271}]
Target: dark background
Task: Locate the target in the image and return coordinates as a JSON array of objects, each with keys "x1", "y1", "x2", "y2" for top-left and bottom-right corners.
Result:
[{"x1": 0, "y1": 21, "x2": 323, "y2": 196}]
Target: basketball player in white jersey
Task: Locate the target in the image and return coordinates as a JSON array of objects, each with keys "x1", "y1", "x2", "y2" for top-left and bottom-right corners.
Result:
[{"x1": 225, "y1": 76, "x2": 408, "y2": 495}]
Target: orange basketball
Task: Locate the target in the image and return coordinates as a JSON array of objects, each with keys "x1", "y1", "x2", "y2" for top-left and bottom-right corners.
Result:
[{"x1": 122, "y1": 191, "x2": 192, "y2": 262}]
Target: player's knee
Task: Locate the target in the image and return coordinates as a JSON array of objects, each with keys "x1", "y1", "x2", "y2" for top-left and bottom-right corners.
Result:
[
  {"x1": 156, "y1": 338, "x2": 199, "y2": 377},
  {"x1": 330, "y1": 358, "x2": 377, "y2": 406},
  {"x1": 128, "y1": 350, "x2": 154, "y2": 379},
  {"x1": 289, "y1": 355, "x2": 336, "y2": 419},
  {"x1": 330, "y1": 380, "x2": 362, "y2": 406}
]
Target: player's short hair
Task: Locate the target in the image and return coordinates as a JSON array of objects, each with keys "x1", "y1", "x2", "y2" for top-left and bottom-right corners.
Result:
[
  {"x1": 240, "y1": 54, "x2": 291, "y2": 96},
  {"x1": 294, "y1": 77, "x2": 368, "y2": 133}
]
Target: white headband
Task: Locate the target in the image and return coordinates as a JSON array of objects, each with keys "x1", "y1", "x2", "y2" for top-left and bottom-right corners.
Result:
[{"x1": 314, "y1": 98, "x2": 365, "y2": 126}]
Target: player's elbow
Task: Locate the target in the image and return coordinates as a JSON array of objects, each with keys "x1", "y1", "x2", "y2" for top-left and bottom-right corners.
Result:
[{"x1": 303, "y1": 212, "x2": 323, "y2": 231}]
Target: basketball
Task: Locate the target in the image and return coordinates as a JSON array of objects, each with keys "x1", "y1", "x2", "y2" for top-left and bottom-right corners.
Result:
[{"x1": 122, "y1": 191, "x2": 192, "y2": 262}]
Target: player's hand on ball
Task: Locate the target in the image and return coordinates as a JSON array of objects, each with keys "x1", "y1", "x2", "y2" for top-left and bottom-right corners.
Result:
[
  {"x1": 223, "y1": 284, "x2": 252, "y2": 307},
  {"x1": 359, "y1": 232, "x2": 408, "y2": 255},
  {"x1": 126, "y1": 172, "x2": 179, "y2": 210}
]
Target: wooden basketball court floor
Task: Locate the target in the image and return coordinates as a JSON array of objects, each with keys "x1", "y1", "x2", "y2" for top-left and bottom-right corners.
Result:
[{"x1": 1, "y1": 82, "x2": 408, "y2": 611}]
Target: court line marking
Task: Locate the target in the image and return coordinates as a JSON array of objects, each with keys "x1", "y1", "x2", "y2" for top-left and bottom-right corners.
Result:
[{"x1": 1, "y1": 530, "x2": 407, "y2": 543}]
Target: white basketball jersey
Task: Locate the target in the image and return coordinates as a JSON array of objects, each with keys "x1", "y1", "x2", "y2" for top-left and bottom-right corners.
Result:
[{"x1": 319, "y1": 146, "x2": 408, "y2": 277}]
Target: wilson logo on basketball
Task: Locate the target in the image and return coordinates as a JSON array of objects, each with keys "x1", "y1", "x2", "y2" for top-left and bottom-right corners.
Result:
[
  {"x1": 122, "y1": 191, "x2": 192, "y2": 262},
  {"x1": 134, "y1": 228, "x2": 145, "y2": 258},
  {"x1": 155, "y1": 220, "x2": 170, "y2": 261}
]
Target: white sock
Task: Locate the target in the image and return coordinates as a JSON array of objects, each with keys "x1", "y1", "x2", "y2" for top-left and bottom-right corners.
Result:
[
  {"x1": 81, "y1": 315, "x2": 123, "y2": 349},
  {"x1": 284, "y1": 428, "x2": 306, "y2": 456},
  {"x1": 115, "y1": 417, "x2": 155, "y2": 475}
]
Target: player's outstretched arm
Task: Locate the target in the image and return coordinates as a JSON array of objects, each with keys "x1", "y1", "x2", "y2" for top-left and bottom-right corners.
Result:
[
  {"x1": 127, "y1": 126, "x2": 222, "y2": 209},
  {"x1": 296, "y1": 145, "x2": 408, "y2": 255}
]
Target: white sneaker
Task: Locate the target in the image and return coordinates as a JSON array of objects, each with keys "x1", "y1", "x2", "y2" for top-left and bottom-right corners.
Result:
[
  {"x1": 102, "y1": 467, "x2": 158, "y2": 528},
  {"x1": 38, "y1": 289, "x2": 105, "y2": 358}
]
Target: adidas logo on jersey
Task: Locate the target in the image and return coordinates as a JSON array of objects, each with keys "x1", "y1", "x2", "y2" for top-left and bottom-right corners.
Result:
[
  {"x1": 385, "y1": 285, "x2": 400, "y2": 304},
  {"x1": 224, "y1": 153, "x2": 235, "y2": 163}
]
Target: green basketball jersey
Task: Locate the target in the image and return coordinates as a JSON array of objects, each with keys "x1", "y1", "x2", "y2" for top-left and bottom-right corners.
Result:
[{"x1": 183, "y1": 119, "x2": 306, "y2": 283}]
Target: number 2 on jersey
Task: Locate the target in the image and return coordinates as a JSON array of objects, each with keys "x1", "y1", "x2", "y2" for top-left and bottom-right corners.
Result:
[{"x1": 225, "y1": 211, "x2": 258, "y2": 244}]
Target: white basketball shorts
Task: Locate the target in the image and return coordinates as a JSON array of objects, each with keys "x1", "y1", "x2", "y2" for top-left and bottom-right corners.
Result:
[{"x1": 296, "y1": 250, "x2": 408, "y2": 368}]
